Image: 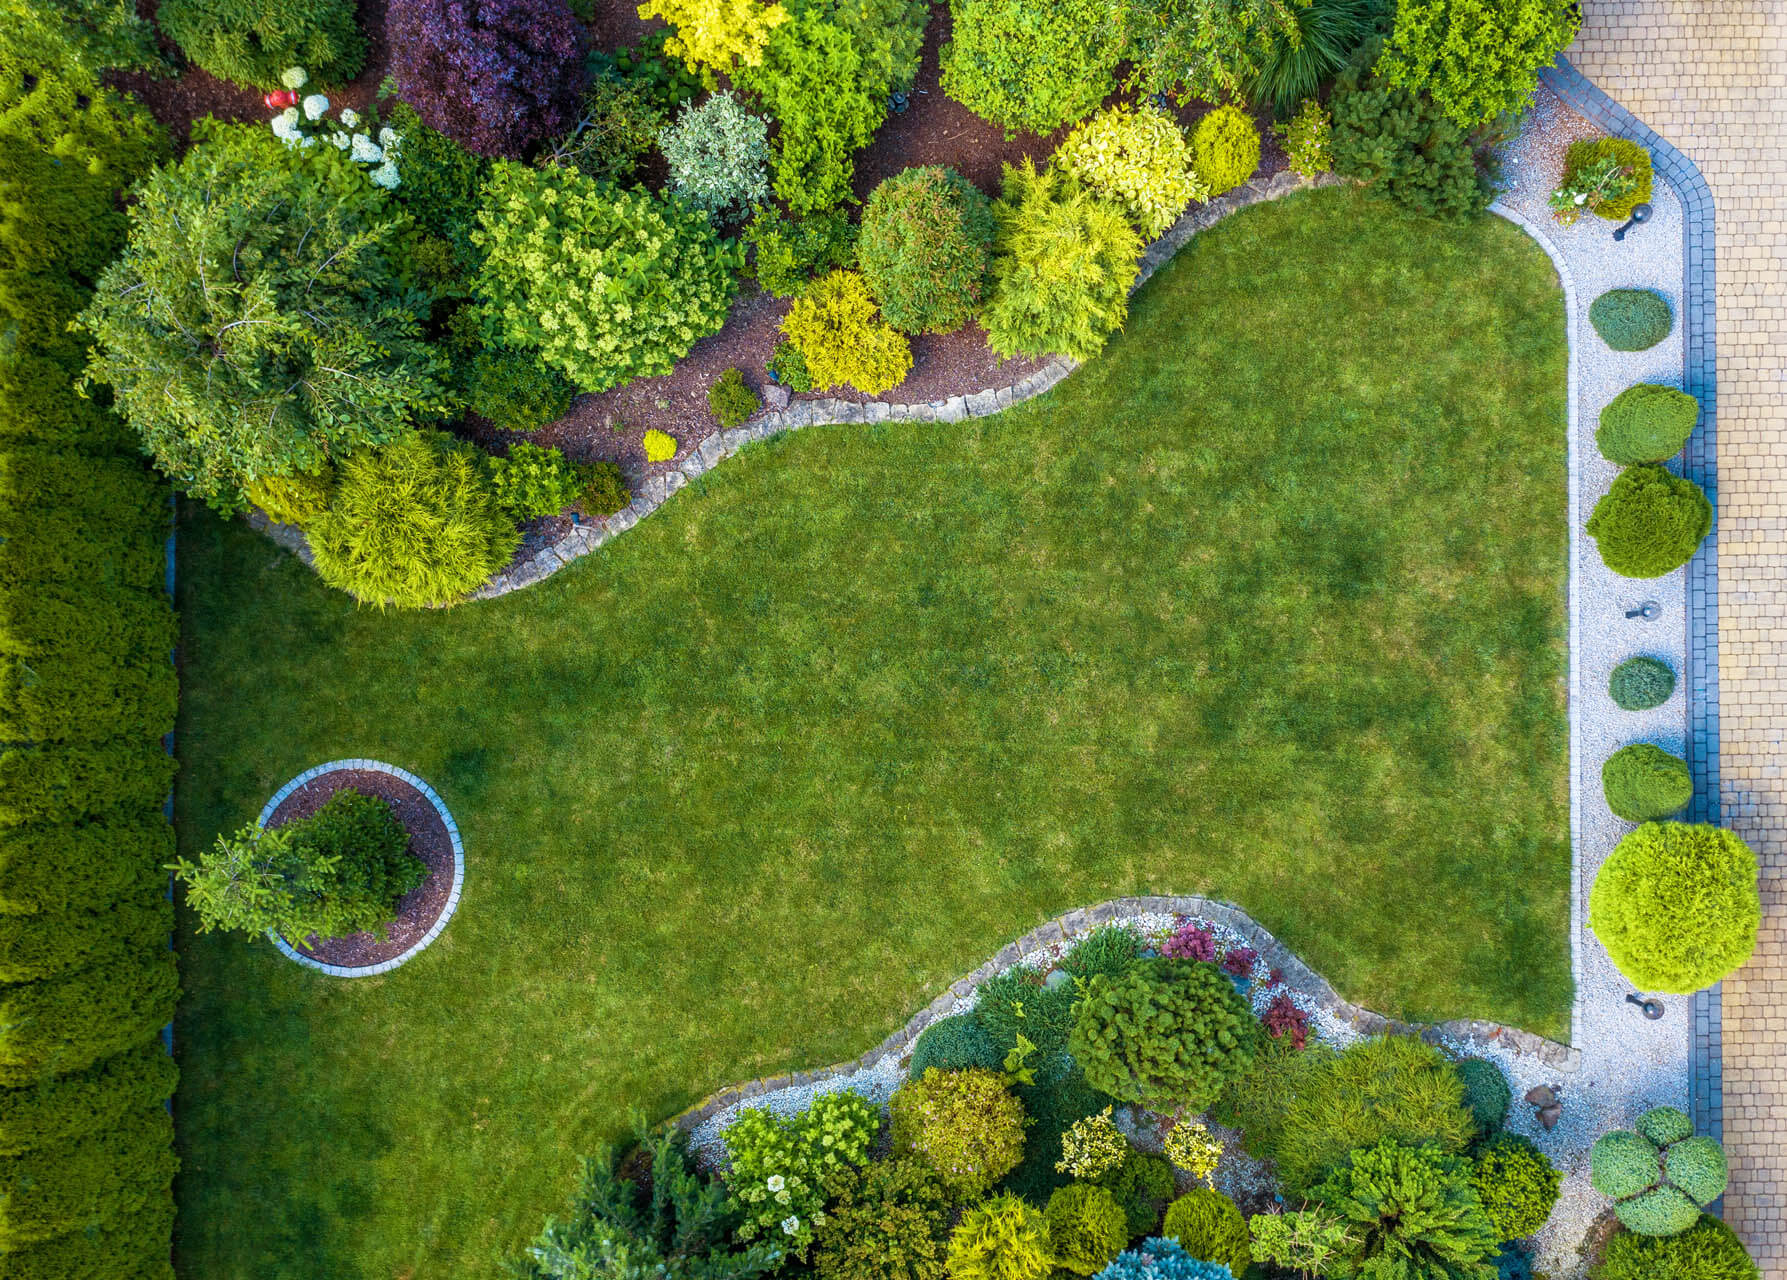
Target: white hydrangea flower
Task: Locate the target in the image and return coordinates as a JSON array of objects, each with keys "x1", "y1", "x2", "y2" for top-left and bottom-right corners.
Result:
[
  {"x1": 338, "y1": 107, "x2": 361, "y2": 129},
  {"x1": 765, "y1": 1175, "x2": 784, "y2": 1192},
  {"x1": 367, "y1": 160, "x2": 400, "y2": 190},
  {"x1": 297, "y1": 134, "x2": 317, "y2": 148},
  {"x1": 277, "y1": 106, "x2": 300, "y2": 127},
  {"x1": 780, "y1": 1217, "x2": 800, "y2": 1236},
  {"x1": 378, "y1": 126, "x2": 401, "y2": 156},
  {"x1": 302, "y1": 94, "x2": 330, "y2": 121},
  {"x1": 279, "y1": 66, "x2": 308, "y2": 90},
  {"x1": 329, "y1": 130, "x2": 350, "y2": 150},
  {"x1": 350, "y1": 134, "x2": 384, "y2": 164},
  {"x1": 270, "y1": 113, "x2": 301, "y2": 144}
]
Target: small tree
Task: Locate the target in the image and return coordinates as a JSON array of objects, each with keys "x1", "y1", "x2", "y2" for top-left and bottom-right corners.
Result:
[
  {"x1": 1379, "y1": 0, "x2": 1578, "y2": 128},
  {"x1": 1311, "y1": 1140, "x2": 1500, "y2": 1280}
]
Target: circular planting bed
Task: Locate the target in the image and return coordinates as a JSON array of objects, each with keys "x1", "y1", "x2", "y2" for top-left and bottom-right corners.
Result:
[{"x1": 256, "y1": 760, "x2": 464, "y2": 976}]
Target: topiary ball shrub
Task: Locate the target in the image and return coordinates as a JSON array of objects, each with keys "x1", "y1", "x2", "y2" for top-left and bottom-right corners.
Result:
[
  {"x1": 158, "y1": 0, "x2": 364, "y2": 89},
  {"x1": 642, "y1": 429, "x2": 678, "y2": 463},
  {"x1": 1069, "y1": 957, "x2": 1261, "y2": 1111},
  {"x1": 1588, "y1": 822, "x2": 1759, "y2": 993},
  {"x1": 1191, "y1": 105, "x2": 1261, "y2": 196},
  {"x1": 308, "y1": 431, "x2": 520, "y2": 609},
  {"x1": 1045, "y1": 1183, "x2": 1129, "y2": 1276},
  {"x1": 1454, "y1": 1057, "x2": 1511, "y2": 1138},
  {"x1": 1591, "y1": 1106, "x2": 1728, "y2": 1236},
  {"x1": 1590, "y1": 289, "x2": 1674, "y2": 352},
  {"x1": 811, "y1": 1157, "x2": 951, "y2": 1280},
  {"x1": 1597, "y1": 384, "x2": 1699, "y2": 465},
  {"x1": 909, "y1": 1012, "x2": 1004, "y2": 1077},
  {"x1": 889, "y1": 1067, "x2": 1027, "y2": 1202},
  {"x1": 857, "y1": 166, "x2": 994, "y2": 335},
  {"x1": 1585, "y1": 464, "x2": 1712, "y2": 579},
  {"x1": 1601, "y1": 743, "x2": 1692, "y2": 822},
  {"x1": 1470, "y1": 1134, "x2": 1561, "y2": 1239},
  {"x1": 945, "y1": 1192, "x2": 1053, "y2": 1280},
  {"x1": 1596, "y1": 1215, "x2": 1760, "y2": 1280},
  {"x1": 1098, "y1": 1237, "x2": 1236, "y2": 1280},
  {"x1": 1095, "y1": 1149, "x2": 1176, "y2": 1237},
  {"x1": 1565, "y1": 138, "x2": 1653, "y2": 221},
  {"x1": 1162, "y1": 1189, "x2": 1251, "y2": 1276},
  {"x1": 1610, "y1": 656, "x2": 1676, "y2": 711},
  {"x1": 1635, "y1": 1104, "x2": 1695, "y2": 1148}
]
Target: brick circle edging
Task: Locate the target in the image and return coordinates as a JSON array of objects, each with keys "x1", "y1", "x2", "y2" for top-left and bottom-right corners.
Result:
[
  {"x1": 255, "y1": 759, "x2": 465, "y2": 978},
  {"x1": 668, "y1": 892, "x2": 1578, "y2": 1135}
]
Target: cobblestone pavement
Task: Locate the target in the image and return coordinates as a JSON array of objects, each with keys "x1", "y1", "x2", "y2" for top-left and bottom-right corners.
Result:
[{"x1": 1568, "y1": 3, "x2": 1787, "y2": 1270}]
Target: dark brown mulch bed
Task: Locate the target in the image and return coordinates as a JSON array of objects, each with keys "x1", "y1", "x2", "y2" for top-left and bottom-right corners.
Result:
[{"x1": 265, "y1": 768, "x2": 455, "y2": 968}]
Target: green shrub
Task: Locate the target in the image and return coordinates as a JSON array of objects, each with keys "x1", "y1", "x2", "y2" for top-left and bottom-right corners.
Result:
[
  {"x1": 1330, "y1": 73, "x2": 1491, "y2": 221},
  {"x1": 1470, "y1": 1134, "x2": 1560, "y2": 1239},
  {"x1": 1590, "y1": 1107, "x2": 1727, "y2": 1236},
  {"x1": 890, "y1": 1067, "x2": 1026, "y2": 1202},
  {"x1": 1096, "y1": 1150, "x2": 1176, "y2": 1237},
  {"x1": 1615, "y1": 1186, "x2": 1701, "y2": 1237},
  {"x1": 1053, "y1": 104, "x2": 1206, "y2": 239},
  {"x1": 1597, "y1": 384, "x2": 1699, "y2": 465},
  {"x1": 1594, "y1": 1216, "x2": 1760, "y2": 1280},
  {"x1": 910, "y1": 1013, "x2": 1004, "y2": 1077},
  {"x1": 473, "y1": 160, "x2": 742, "y2": 393},
  {"x1": 1564, "y1": 138, "x2": 1652, "y2": 221},
  {"x1": 2, "y1": 1198, "x2": 175, "y2": 1280},
  {"x1": 709, "y1": 369, "x2": 763, "y2": 429},
  {"x1": 540, "y1": 73, "x2": 667, "y2": 186},
  {"x1": 1163, "y1": 1189, "x2": 1251, "y2": 1275},
  {"x1": 1191, "y1": 106, "x2": 1261, "y2": 197},
  {"x1": 0, "y1": 950, "x2": 179, "y2": 1087},
  {"x1": 858, "y1": 167, "x2": 994, "y2": 335},
  {"x1": 309, "y1": 431, "x2": 519, "y2": 609},
  {"x1": 79, "y1": 124, "x2": 445, "y2": 509},
  {"x1": 944, "y1": 1193, "x2": 1053, "y2": 1280},
  {"x1": 0, "y1": 1105, "x2": 175, "y2": 1247},
  {"x1": 746, "y1": 209, "x2": 857, "y2": 298},
  {"x1": 0, "y1": 897, "x2": 169, "y2": 983},
  {"x1": 0, "y1": 450, "x2": 166, "y2": 591},
  {"x1": 0, "y1": 742, "x2": 176, "y2": 828},
  {"x1": 1276, "y1": 98, "x2": 1335, "y2": 178},
  {"x1": 768, "y1": 340, "x2": 815, "y2": 393},
  {"x1": 484, "y1": 443, "x2": 595, "y2": 521},
  {"x1": 940, "y1": 0, "x2": 1121, "y2": 134},
  {"x1": 1590, "y1": 1128, "x2": 1663, "y2": 1199},
  {"x1": 387, "y1": 101, "x2": 489, "y2": 262},
  {"x1": 1061, "y1": 925, "x2": 1142, "y2": 980},
  {"x1": 781, "y1": 271, "x2": 913, "y2": 395},
  {"x1": 158, "y1": 0, "x2": 364, "y2": 89},
  {"x1": 982, "y1": 163, "x2": 1141, "y2": 362},
  {"x1": 1379, "y1": 0, "x2": 1576, "y2": 127},
  {"x1": 0, "y1": 1043, "x2": 177, "y2": 1157},
  {"x1": 975, "y1": 967, "x2": 1077, "y2": 1058},
  {"x1": 812, "y1": 1157, "x2": 950, "y2": 1280},
  {"x1": 1121, "y1": 0, "x2": 1304, "y2": 106},
  {"x1": 1453, "y1": 1057, "x2": 1510, "y2": 1138},
  {"x1": 246, "y1": 465, "x2": 336, "y2": 529},
  {"x1": 1248, "y1": 1206, "x2": 1359, "y2": 1278},
  {"x1": 659, "y1": 90, "x2": 771, "y2": 223},
  {"x1": 1046, "y1": 1183, "x2": 1129, "y2": 1276},
  {"x1": 804, "y1": 0, "x2": 928, "y2": 98},
  {"x1": 1601, "y1": 744, "x2": 1692, "y2": 822},
  {"x1": 724, "y1": 1089, "x2": 878, "y2": 1257},
  {"x1": 1069, "y1": 957, "x2": 1261, "y2": 1111},
  {"x1": 1585, "y1": 465, "x2": 1712, "y2": 579},
  {"x1": 1311, "y1": 1139, "x2": 1500, "y2": 1280},
  {"x1": 451, "y1": 336, "x2": 579, "y2": 432},
  {"x1": 1003, "y1": 1055, "x2": 1114, "y2": 1202},
  {"x1": 1589, "y1": 289, "x2": 1674, "y2": 352},
  {"x1": 0, "y1": 818, "x2": 170, "y2": 917},
  {"x1": 1665, "y1": 1135, "x2": 1728, "y2": 1205},
  {"x1": 0, "y1": 583, "x2": 177, "y2": 744},
  {"x1": 1635, "y1": 1105, "x2": 1694, "y2": 1147},
  {"x1": 0, "y1": 0, "x2": 162, "y2": 86}
]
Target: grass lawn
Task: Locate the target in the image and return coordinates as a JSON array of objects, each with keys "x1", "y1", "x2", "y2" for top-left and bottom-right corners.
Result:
[{"x1": 171, "y1": 186, "x2": 1570, "y2": 1279}]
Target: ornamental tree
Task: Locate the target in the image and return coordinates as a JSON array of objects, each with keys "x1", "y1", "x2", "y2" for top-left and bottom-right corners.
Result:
[
  {"x1": 1379, "y1": 0, "x2": 1579, "y2": 128},
  {"x1": 388, "y1": 0, "x2": 586, "y2": 158},
  {"x1": 78, "y1": 123, "x2": 447, "y2": 510}
]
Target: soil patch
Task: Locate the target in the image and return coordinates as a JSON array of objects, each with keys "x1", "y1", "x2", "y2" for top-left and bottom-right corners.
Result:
[{"x1": 265, "y1": 768, "x2": 455, "y2": 967}]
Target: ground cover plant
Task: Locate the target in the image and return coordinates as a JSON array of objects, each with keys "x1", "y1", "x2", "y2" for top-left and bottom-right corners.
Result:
[{"x1": 171, "y1": 188, "x2": 1570, "y2": 1278}]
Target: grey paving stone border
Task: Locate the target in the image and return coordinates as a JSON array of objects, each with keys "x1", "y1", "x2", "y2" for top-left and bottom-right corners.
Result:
[
  {"x1": 255, "y1": 759, "x2": 465, "y2": 978},
  {"x1": 669, "y1": 893, "x2": 1577, "y2": 1134},
  {"x1": 1540, "y1": 56, "x2": 1724, "y2": 1152}
]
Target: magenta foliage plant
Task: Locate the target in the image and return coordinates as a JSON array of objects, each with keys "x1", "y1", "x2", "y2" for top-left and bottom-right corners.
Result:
[
  {"x1": 1221, "y1": 945, "x2": 1258, "y2": 978},
  {"x1": 1262, "y1": 992, "x2": 1309, "y2": 1049},
  {"x1": 1162, "y1": 922, "x2": 1216, "y2": 962},
  {"x1": 387, "y1": 0, "x2": 587, "y2": 158}
]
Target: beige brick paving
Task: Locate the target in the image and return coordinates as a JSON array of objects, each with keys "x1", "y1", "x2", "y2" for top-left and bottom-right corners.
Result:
[{"x1": 1569, "y1": 2, "x2": 1787, "y2": 1270}]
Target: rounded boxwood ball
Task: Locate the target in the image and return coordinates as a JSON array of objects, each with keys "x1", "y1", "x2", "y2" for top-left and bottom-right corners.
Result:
[
  {"x1": 1635, "y1": 1104, "x2": 1694, "y2": 1148},
  {"x1": 1610, "y1": 656, "x2": 1676, "y2": 710},
  {"x1": 1590, "y1": 1128, "x2": 1660, "y2": 1200},
  {"x1": 1591, "y1": 289, "x2": 1675, "y2": 351},
  {"x1": 1162, "y1": 1188, "x2": 1251, "y2": 1276},
  {"x1": 1665, "y1": 1134, "x2": 1729, "y2": 1205},
  {"x1": 1602, "y1": 743, "x2": 1691, "y2": 821},
  {"x1": 1597, "y1": 384, "x2": 1699, "y2": 464},
  {"x1": 1585, "y1": 464, "x2": 1712, "y2": 579},
  {"x1": 1588, "y1": 822, "x2": 1760, "y2": 993},
  {"x1": 1471, "y1": 1133, "x2": 1561, "y2": 1239},
  {"x1": 1616, "y1": 1184, "x2": 1702, "y2": 1236}
]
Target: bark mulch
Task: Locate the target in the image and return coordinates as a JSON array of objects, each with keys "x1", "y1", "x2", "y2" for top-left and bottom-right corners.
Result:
[{"x1": 265, "y1": 768, "x2": 455, "y2": 968}]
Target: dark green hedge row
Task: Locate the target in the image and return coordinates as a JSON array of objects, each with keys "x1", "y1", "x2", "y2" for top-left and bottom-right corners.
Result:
[{"x1": 0, "y1": 72, "x2": 179, "y2": 1280}]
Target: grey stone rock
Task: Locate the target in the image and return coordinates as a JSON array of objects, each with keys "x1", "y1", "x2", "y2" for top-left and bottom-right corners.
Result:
[{"x1": 763, "y1": 383, "x2": 791, "y2": 411}]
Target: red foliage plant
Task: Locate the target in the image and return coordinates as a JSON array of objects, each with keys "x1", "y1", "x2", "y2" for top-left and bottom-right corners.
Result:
[
  {"x1": 1262, "y1": 992, "x2": 1309, "y2": 1050},
  {"x1": 1221, "y1": 945, "x2": 1258, "y2": 977},
  {"x1": 1162, "y1": 922, "x2": 1216, "y2": 961}
]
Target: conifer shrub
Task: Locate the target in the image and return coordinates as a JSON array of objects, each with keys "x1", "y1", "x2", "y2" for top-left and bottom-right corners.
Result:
[
  {"x1": 1601, "y1": 743, "x2": 1692, "y2": 822},
  {"x1": 709, "y1": 368, "x2": 763, "y2": 429},
  {"x1": 0, "y1": 950, "x2": 179, "y2": 1086},
  {"x1": 1099, "y1": 1237, "x2": 1236, "y2": 1280},
  {"x1": 159, "y1": 0, "x2": 364, "y2": 89},
  {"x1": 940, "y1": 0, "x2": 1121, "y2": 134},
  {"x1": 246, "y1": 465, "x2": 336, "y2": 529},
  {"x1": 1061, "y1": 925, "x2": 1143, "y2": 979},
  {"x1": 1595, "y1": 1215, "x2": 1759, "y2": 1280},
  {"x1": 945, "y1": 1193, "x2": 1053, "y2": 1280},
  {"x1": 1609, "y1": 656, "x2": 1676, "y2": 711},
  {"x1": 643, "y1": 430, "x2": 679, "y2": 463},
  {"x1": 1597, "y1": 384, "x2": 1699, "y2": 465},
  {"x1": 975, "y1": 966, "x2": 1077, "y2": 1058},
  {"x1": 1096, "y1": 1151, "x2": 1177, "y2": 1237},
  {"x1": 0, "y1": 819, "x2": 170, "y2": 917},
  {"x1": 1004, "y1": 1054, "x2": 1114, "y2": 1202},
  {"x1": 1162, "y1": 1189, "x2": 1251, "y2": 1276},
  {"x1": 811, "y1": 1157, "x2": 950, "y2": 1280},
  {"x1": 1588, "y1": 822, "x2": 1759, "y2": 993},
  {"x1": 0, "y1": 583, "x2": 177, "y2": 744},
  {"x1": 0, "y1": 1043, "x2": 178, "y2": 1156},
  {"x1": 781, "y1": 271, "x2": 913, "y2": 395},
  {"x1": 1191, "y1": 105, "x2": 1261, "y2": 196},
  {"x1": 0, "y1": 896, "x2": 170, "y2": 983},
  {"x1": 1589, "y1": 289, "x2": 1674, "y2": 352},
  {"x1": 1310, "y1": 1139, "x2": 1500, "y2": 1279},
  {"x1": 909, "y1": 1012, "x2": 1004, "y2": 1077},
  {"x1": 1053, "y1": 104, "x2": 1206, "y2": 238},
  {"x1": 890, "y1": 1067, "x2": 1027, "y2": 1202},
  {"x1": 1330, "y1": 72, "x2": 1490, "y2": 220},
  {"x1": 1471, "y1": 1134, "x2": 1561, "y2": 1238},
  {"x1": 0, "y1": 1105, "x2": 176, "y2": 1247},
  {"x1": 1047, "y1": 1184, "x2": 1129, "y2": 1276},
  {"x1": 451, "y1": 335, "x2": 579, "y2": 433},
  {"x1": 0, "y1": 742, "x2": 176, "y2": 827},
  {"x1": 1585, "y1": 465, "x2": 1712, "y2": 579},
  {"x1": 858, "y1": 167, "x2": 995, "y2": 335},
  {"x1": 1453, "y1": 1057, "x2": 1510, "y2": 1138},
  {"x1": 2, "y1": 1199, "x2": 175, "y2": 1280}
]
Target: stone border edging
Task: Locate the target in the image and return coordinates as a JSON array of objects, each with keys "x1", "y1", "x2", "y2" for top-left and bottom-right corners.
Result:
[
  {"x1": 668, "y1": 892, "x2": 1578, "y2": 1135},
  {"x1": 255, "y1": 759, "x2": 465, "y2": 977}
]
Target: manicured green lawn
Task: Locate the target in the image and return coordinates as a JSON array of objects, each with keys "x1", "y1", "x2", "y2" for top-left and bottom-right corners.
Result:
[{"x1": 171, "y1": 187, "x2": 1570, "y2": 1279}]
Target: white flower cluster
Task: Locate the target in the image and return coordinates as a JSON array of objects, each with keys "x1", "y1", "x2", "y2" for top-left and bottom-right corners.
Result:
[{"x1": 267, "y1": 70, "x2": 403, "y2": 190}]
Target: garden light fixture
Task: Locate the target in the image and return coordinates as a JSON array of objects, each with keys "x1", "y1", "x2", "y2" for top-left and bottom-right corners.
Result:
[
  {"x1": 1626, "y1": 600, "x2": 1662, "y2": 621},
  {"x1": 1612, "y1": 202, "x2": 1653, "y2": 241},
  {"x1": 1626, "y1": 993, "x2": 1666, "y2": 1020}
]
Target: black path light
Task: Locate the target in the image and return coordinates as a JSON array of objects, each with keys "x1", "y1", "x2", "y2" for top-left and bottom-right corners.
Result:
[
  {"x1": 1626, "y1": 992, "x2": 1666, "y2": 1019},
  {"x1": 1626, "y1": 600, "x2": 1662, "y2": 621},
  {"x1": 1613, "y1": 202, "x2": 1654, "y2": 242}
]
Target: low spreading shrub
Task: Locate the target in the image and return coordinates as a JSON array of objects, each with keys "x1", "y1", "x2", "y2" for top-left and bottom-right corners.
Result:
[
  {"x1": 660, "y1": 91, "x2": 771, "y2": 222},
  {"x1": 811, "y1": 1157, "x2": 950, "y2": 1280},
  {"x1": 781, "y1": 271, "x2": 912, "y2": 395},
  {"x1": 246, "y1": 466, "x2": 336, "y2": 529},
  {"x1": 1057, "y1": 1107, "x2": 1129, "y2": 1178},
  {"x1": 1590, "y1": 1106, "x2": 1726, "y2": 1236},
  {"x1": 1593, "y1": 1215, "x2": 1760, "y2": 1280},
  {"x1": 945, "y1": 1193, "x2": 1053, "y2": 1280},
  {"x1": 1453, "y1": 1057, "x2": 1510, "y2": 1138},
  {"x1": 710, "y1": 368, "x2": 763, "y2": 429},
  {"x1": 1330, "y1": 72, "x2": 1490, "y2": 221},
  {"x1": 940, "y1": 0, "x2": 1121, "y2": 135},
  {"x1": 484, "y1": 443, "x2": 602, "y2": 521},
  {"x1": 1162, "y1": 1189, "x2": 1251, "y2": 1276},
  {"x1": 909, "y1": 1012, "x2": 1004, "y2": 1077},
  {"x1": 1588, "y1": 822, "x2": 1759, "y2": 993},
  {"x1": 1047, "y1": 1183, "x2": 1129, "y2": 1276},
  {"x1": 1310, "y1": 1139, "x2": 1500, "y2": 1279},
  {"x1": 1601, "y1": 743, "x2": 1692, "y2": 822},
  {"x1": 1471, "y1": 1134, "x2": 1561, "y2": 1238},
  {"x1": 1191, "y1": 105, "x2": 1261, "y2": 197},
  {"x1": 1589, "y1": 289, "x2": 1674, "y2": 352},
  {"x1": 857, "y1": 167, "x2": 994, "y2": 335},
  {"x1": 158, "y1": 0, "x2": 364, "y2": 89},
  {"x1": 1378, "y1": 0, "x2": 1578, "y2": 128},
  {"x1": 1053, "y1": 104, "x2": 1206, "y2": 239},
  {"x1": 890, "y1": 1067, "x2": 1026, "y2": 1202},
  {"x1": 309, "y1": 431, "x2": 519, "y2": 609},
  {"x1": 746, "y1": 209, "x2": 857, "y2": 298},
  {"x1": 1609, "y1": 656, "x2": 1676, "y2": 710},
  {"x1": 1596, "y1": 384, "x2": 1699, "y2": 465},
  {"x1": 1097, "y1": 1237, "x2": 1236, "y2": 1280},
  {"x1": 1095, "y1": 1149, "x2": 1176, "y2": 1237},
  {"x1": 1070, "y1": 958, "x2": 1261, "y2": 1111},
  {"x1": 1585, "y1": 465, "x2": 1712, "y2": 579},
  {"x1": 1275, "y1": 98, "x2": 1333, "y2": 178},
  {"x1": 724, "y1": 1089, "x2": 878, "y2": 1257},
  {"x1": 1564, "y1": 138, "x2": 1652, "y2": 221}
]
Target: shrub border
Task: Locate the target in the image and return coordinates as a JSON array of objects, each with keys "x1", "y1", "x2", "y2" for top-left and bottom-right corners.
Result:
[{"x1": 254, "y1": 760, "x2": 464, "y2": 977}]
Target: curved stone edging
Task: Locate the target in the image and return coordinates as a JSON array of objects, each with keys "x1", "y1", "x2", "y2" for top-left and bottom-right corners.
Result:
[
  {"x1": 669, "y1": 892, "x2": 1577, "y2": 1136},
  {"x1": 256, "y1": 759, "x2": 465, "y2": 977}
]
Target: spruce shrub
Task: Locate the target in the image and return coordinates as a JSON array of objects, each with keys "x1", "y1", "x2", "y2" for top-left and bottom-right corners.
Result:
[
  {"x1": 1453, "y1": 1056, "x2": 1510, "y2": 1138},
  {"x1": 909, "y1": 1012, "x2": 1004, "y2": 1076},
  {"x1": 1589, "y1": 822, "x2": 1759, "y2": 993},
  {"x1": 1053, "y1": 104, "x2": 1207, "y2": 238},
  {"x1": 159, "y1": 0, "x2": 364, "y2": 89},
  {"x1": 1162, "y1": 1189, "x2": 1251, "y2": 1276},
  {"x1": 1596, "y1": 384, "x2": 1698, "y2": 465},
  {"x1": 858, "y1": 167, "x2": 994, "y2": 335},
  {"x1": 976, "y1": 966, "x2": 1077, "y2": 1058},
  {"x1": 1098, "y1": 1238, "x2": 1236, "y2": 1280},
  {"x1": 709, "y1": 368, "x2": 762, "y2": 429},
  {"x1": 781, "y1": 271, "x2": 912, "y2": 395},
  {"x1": 1069, "y1": 958, "x2": 1261, "y2": 1111},
  {"x1": 1601, "y1": 743, "x2": 1691, "y2": 822},
  {"x1": 1330, "y1": 74, "x2": 1490, "y2": 220},
  {"x1": 1609, "y1": 656, "x2": 1676, "y2": 711},
  {"x1": 890, "y1": 1067, "x2": 1026, "y2": 1202},
  {"x1": 1595, "y1": 1216, "x2": 1759, "y2": 1280},
  {"x1": 0, "y1": 1043, "x2": 177, "y2": 1156},
  {"x1": 1565, "y1": 138, "x2": 1652, "y2": 221},
  {"x1": 1191, "y1": 105, "x2": 1261, "y2": 196},
  {"x1": 811, "y1": 1158, "x2": 950, "y2": 1280},
  {"x1": 0, "y1": 1105, "x2": 175, "y2": 1247},
  {"x1": 0, "y1": 949, "x2": 179, "y2": 1087},
  {"x1": 1311, "y1": 1139, "x2": 1500, "y2": 1279},
  {"x1": 1585, "y1": 464, "x2": 1712, "y2": 579},
  {"x1": 309, "y1": 431, "x2": 519, "y2": 609},
  {"x1": 944, "y1": 1193, "x2": 1053, "y2": 1280},
  {"x1": 940, "y1": 0, "x2": 1121, "y2": 134},
  {"x1": 1589, "y1": 289, "x2": 1674, "y2": 352},
  {"x1": 1471, "y1": 1134, "x2": 1560, "y2": 1238},
  {"x1": 1046, "y1": 1183, "x2": 1129, "y2": 1276}
]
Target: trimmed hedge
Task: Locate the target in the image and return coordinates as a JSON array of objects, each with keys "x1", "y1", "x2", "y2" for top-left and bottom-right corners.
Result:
[
  {"x1": 0, "y1": 898, "x2": 170, "y2": 983},
  {"x1": 2, "y1": 1200, "x2": 175, "y2": 1280},
  {"x1": 0, "y1": 1044, "x2": 179, "y2": 1156},
  {"x1": 0, "y1": 951, "x2": 178, "y2": 1086},
  {"x1": 0, "y1": 1106, "x2": 176, "y2": 1246},
  {"x1": 0, "y1": 742, "x2": 177, "y2": 827},
  {"x1": 0, "y1": 820, "x2": 171, "y2": 917}
]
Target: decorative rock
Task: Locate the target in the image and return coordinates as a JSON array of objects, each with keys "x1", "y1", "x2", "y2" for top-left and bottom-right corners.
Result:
[
  {"x1": 764, "y1": 383, "x2": 790, "y2": 411},
  {"x1": 1043, "y1": 967, "x2": 1073, "y2": 990},
  {"x1": 1538, "y1": 1102, "x2": 1563, "y2": 1130},
  {"x1": 1526, "y1": 1085, "x2": 1559, "y2": 1106}
]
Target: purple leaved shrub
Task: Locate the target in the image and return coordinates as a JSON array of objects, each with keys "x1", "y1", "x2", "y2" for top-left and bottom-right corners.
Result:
[
  {"x1": 1161, "y1": 922, "x2": 1216, "y2": 962},
  {"x1": 388, "y1": 0, "x2": 587, "y2": 158},
  {"x1": 1220, "y1": 945, "x2": 1257, "y2": 977}
]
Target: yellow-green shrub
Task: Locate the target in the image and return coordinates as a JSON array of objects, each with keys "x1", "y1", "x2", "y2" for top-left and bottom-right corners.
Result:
[
  {"x1": 246, "y1": 464, "x2": 336, "y2": 528},
  {"x1": 945, "y1": 1193, "x2": 1053, "y2": 1280},
  {"x1": 889, "y1": 1067, "x2": 1026, "y2": 1202},
  {"x1": 1053, "y1": 104, "x2": 1208, "y2": 238},
  {"x1": 781, "y1": 271, "x2": 912, "y2": 395},
  {"x1": 636, "y1": 0, "x2": 787, "y2": 76},
  {"x1": 1192, "y1": 105, "x2": 1261, "y2": 196}
]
